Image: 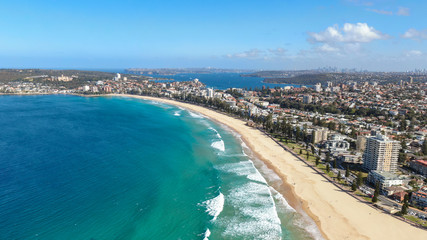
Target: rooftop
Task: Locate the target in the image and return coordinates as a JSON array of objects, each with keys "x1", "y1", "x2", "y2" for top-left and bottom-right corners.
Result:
[{"x1": 371, "y1": 170, "x2": 401, "y2": 180}]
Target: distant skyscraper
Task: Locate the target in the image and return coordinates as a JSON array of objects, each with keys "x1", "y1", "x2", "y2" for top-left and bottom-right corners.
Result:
[
  {"x1": 114, "y1": 73, "x2": 121, "y2": 81},
  {"x1": 363, "y1": 135, "x2": 400, "y2": 172},
  {"x1": 207, "y1": 88, "x2": 214, "y2": 98}
]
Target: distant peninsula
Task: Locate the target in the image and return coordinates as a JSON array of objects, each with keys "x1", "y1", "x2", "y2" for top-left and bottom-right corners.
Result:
[
  {"x1": 125, "y1": 68, "x2": 255, "y2": 75},
  {"x1": 243, "y1": 70, "x2": 427, "y2": 85}
]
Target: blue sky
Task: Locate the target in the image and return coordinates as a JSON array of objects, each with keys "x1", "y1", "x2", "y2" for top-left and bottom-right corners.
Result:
[{"x1": 0, "y1": 0, "x2": 426, "y2": 71}]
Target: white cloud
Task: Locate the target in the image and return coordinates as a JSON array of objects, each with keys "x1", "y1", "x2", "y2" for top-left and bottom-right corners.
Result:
[
  {"x1": 225, "y1": 48, "x2": 288, "y2": 60},
  {"x1": 318, "y1": 44, "x2": 339, "y2": 52},
  {"x1": 268, "y1": 47, "x2": 286, "y2": 56},
  {"x1": 225, "y1": 49, "x2": 262, "y2": 59},
  {"x1": 397, "y1": 7, "x2": 410, "y2": 16},
  {"x1": 308, "y1": 23, "x2": 389, "y2": 44},
  {"x1": 368, "y1": 9, "x2": 392, "y2": 15},
  {"x1": 404, "y1": 50, "x2": 423, "y2": 57},
  {"x1": 401, "y1": 28, "x2": 427, "y2": 41},
  {"x1": 346, "y1": 0, "x2": 373, "y2": 6},
  {"x1": 367, "y1": 7, "x2": 410, "y2": 16}
]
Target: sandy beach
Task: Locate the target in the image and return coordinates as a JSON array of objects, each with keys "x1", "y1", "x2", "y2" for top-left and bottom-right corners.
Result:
[{"x1": 113, "y1": 94, "x2": 426, "y2": 240}]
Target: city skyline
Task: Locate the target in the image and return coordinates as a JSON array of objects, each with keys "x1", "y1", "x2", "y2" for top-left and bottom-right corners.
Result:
[{"x1": 1, "y1": 0, "x2": 426, "y2": 71}]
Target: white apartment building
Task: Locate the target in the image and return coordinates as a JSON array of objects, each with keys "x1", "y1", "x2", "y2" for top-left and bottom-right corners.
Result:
[
  {"x1": 363, "y1": 134, "x2": 400, "y2": 172},
  {"x1": 368, "y1": 170, "x2": 403, "y2": 189}
]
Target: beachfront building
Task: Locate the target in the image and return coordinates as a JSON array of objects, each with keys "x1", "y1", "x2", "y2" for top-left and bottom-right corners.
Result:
[
  {"x1": 337, "y1": 153, "x2": 362, "y2": 164},
  {"x1": 324, "y1": 134, "x2": 350, "y2": 152},
  {"x1": 367, "y1": 170, "x2": 403, "y2": 190},
  {"x1": 312, "y1": 127, "x2": 329, "y2": 144},
  {"x1": 207, "y1": 88, "x2": 214, "y2": 98},
  {"x1": 363, "y1": 134, "x2": 400, "y2": 172},
  {"x1": 409, "y1": 159, "x2": 427, "y2": 177},
  {"x1": 411, "y1": 186, "x2": 427, "y2": 208}
]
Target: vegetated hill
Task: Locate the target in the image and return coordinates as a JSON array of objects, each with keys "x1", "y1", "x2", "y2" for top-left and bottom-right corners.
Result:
[
  {"x1": 242, "y1": 71, "x2": 297, "y2": 78},
  {"x1": 263, "y1": 74, "x2": 335, "y2": 85},
  {"x1": 0, "y1": 69, "x2": 117, "y2": 82},
  {"x1": 0, "y1": 69, "x2": 150, "y2": 88}
]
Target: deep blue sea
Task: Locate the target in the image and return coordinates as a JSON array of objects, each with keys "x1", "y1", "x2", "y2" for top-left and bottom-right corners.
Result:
[{"x1": 0, "y1": 95, "x2": 322, "y2": 239}]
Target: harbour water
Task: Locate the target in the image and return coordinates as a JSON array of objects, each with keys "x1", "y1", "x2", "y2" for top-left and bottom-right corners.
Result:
[
  {"x1": 0, "y1": 95, "x2": 322, "y2": 239},
  {"x1": 135, "y1": 72, "x2": 305, "y2": 90}
]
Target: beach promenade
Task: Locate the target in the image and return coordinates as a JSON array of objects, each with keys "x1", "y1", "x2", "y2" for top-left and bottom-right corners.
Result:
[{"x1": 114, "y1": 94, "x2": 427, "y2": 240}]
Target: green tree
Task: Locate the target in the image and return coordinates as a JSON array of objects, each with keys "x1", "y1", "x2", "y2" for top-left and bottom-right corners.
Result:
[
  {"x1": 326, "y1": 164, "x2": 330, "y2": 173},
  {"x1": 399, "y1": 118, "x2": 407, "y2": 131},
  {"x1": 398, "y1": 152, "x2": 407, "y2": 163},
  {"x1": 264, "y1": 114, "x2": 273, "y2": 131},
  {"x1": 295, "y1": 127, "x2": 301, "y2": 142},
  {"x1": 281, "y1": 119, "x2": 287, "y2": 137},
  {"x1": 337, "y1": 172, "x2": 341, "y2": 181},
  {"x1": 372, "y1": 182, "x2": 380, "y2": 203},
  {"x1": 422, "y1": 140, "x2": 427, "y2": 155},
  {"x1": 350, "y1": 128, "x2": 357, "y2": 139},
  {"x1": 300, "y1": 149, "x2": 303, "y2": 155},
  {"x1": 356, "y1": 171, "x2": 363, "y2": 187},
  {"x1": 351, "y1": 182, "x2": 357, "y2": 191},
  {"x1": 326, "y1": 152, "x2": 330, "y2": 162},
  {"x1": 345, "y1": 166, "x2": 350, "y2": 178},
  {"x1": 401, "y1": 139, "x2": 407, "y2": 150},
  {"x1": 328, "y1": 121, "x2": 336, "y2": 130},
  {"x1": 400, "y1": 194, "x2": 409, "y2": 215},
  {"x1": 401, "y1": 203, "x2": 408, "y2": 215},
  {"x1": 333, "y1": 159, "x2": 337, "y2": 168}
]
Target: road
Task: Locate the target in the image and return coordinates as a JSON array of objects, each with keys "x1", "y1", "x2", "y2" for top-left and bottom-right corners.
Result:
[{"x1": 379, "y1": 195, "x2": 427, "y2": 219}]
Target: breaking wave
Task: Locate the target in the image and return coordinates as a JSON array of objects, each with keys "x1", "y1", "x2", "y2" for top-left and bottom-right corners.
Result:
[
  {"x1": 200, "y1": 192, "x2": 225, "y2": 221},
  {"x1": 211, "y1": 140, "x2": 225, "y2": 152},
  {"x1": 188, "y1": 111, "x2": 205, "y2": 119}
]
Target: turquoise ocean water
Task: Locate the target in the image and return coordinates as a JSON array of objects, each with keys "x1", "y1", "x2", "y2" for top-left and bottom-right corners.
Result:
[{"x1": 0, "y1": 95, "x2": 322, "y2": 239}]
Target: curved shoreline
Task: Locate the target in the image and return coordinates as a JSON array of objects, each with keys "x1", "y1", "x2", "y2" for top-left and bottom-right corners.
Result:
[{"x1": 106, "y1": 94, "x2": 426, "y2": 240}]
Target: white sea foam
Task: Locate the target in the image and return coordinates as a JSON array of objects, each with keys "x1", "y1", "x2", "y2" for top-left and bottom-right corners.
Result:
[
  {"x1": 203, "y1": 228, "x2": 211, "y2": 240},
  {"x1": 199, "y1": 109, "x2": 321, "y2": 239},
  {"x1": 201, "y1": 192, "x2": 225, "y2": 221},
  {"x1": 269, "y1": 187, "x2": 296, "y2": 213},
  {"x1": 218, "y1": 153, "x2": 247, "y2": 158},
  {"x1": 220, "y1": 181, "x2": 282, "y2": 239},
  {"x1": 293, "y1": 207, "x2": 325, "y2": 240},
  {"x1": 188, "y1": 111, "x2": 205, "y2": 119},
  {"x1": 216, "y1": 161, "x2": 267, "y2": 184},
  {"x1": 146, "y1": 100, "x2": 171, "y2": 109},
  {"x1": 211, "y1": 140, "x2": 225, "y2": 152},
  {"x1": 241, "y1": 141, "x2": 249, "y2": 150},
  {"x1": 208, "y1": 127, "x2": 222, "y2": 139},
  {"x1": 173, "y1": 111, "x2": 181, "y2": 116}
]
